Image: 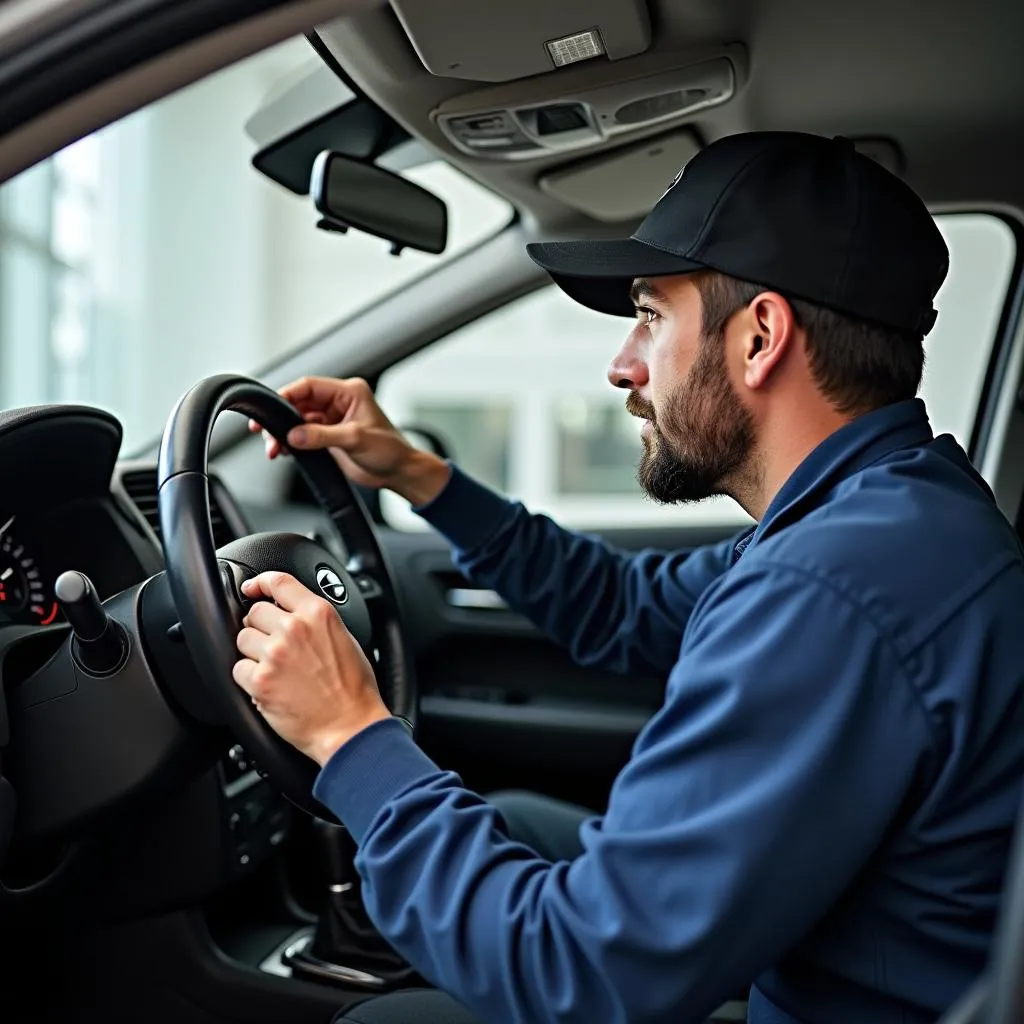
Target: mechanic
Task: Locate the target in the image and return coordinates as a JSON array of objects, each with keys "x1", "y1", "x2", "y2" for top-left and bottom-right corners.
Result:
[{"x1": 234, "y1": 132, "x2": 1024, "y2": 1024}]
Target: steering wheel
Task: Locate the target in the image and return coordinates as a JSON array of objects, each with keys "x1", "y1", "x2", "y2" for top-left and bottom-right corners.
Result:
[{"x1": 156, "y1": 373, "x2": 416, "y2": 821}]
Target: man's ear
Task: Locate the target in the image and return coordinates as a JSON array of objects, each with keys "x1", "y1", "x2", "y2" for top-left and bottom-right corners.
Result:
[{"x1": 740, "y1": 292, "x2": 797, "y2": 391}]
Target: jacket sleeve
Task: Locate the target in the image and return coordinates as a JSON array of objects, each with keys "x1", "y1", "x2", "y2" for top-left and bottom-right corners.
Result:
[
  {"x1": 414, "y1": 465, "x2": 742, "y2": 676},
  {"x1": 314, "y1": 561, "x2": 936, "y2": 1024}
]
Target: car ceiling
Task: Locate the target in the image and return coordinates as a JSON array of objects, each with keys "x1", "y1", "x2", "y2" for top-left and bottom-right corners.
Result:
[{"x1": 316, "y1": 0, "x2": 1024, "y2": 236}]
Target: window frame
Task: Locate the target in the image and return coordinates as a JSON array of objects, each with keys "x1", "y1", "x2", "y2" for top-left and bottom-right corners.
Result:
[{"x1": 960, "y1": 209, "x2": 1024, "y2": 465}]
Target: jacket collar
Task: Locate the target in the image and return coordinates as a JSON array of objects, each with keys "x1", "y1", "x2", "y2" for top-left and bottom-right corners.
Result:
[{"x1": 737, "y1": 398, "x2": 935, "y2": 560}]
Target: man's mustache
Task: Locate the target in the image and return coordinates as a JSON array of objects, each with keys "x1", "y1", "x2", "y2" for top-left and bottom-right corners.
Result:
[{"x1": 625, "y1": 391, "x2": 656, "y2": 423}]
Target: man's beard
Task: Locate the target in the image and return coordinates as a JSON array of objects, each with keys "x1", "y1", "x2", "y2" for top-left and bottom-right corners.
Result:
[{"x1": 627, "y1": 335, "x2": 755, "y2": 504}]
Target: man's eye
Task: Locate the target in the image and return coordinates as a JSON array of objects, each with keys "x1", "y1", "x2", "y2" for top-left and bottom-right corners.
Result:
[{"x1": 641, "y1": 307, "x2": 659, "y2": 327}]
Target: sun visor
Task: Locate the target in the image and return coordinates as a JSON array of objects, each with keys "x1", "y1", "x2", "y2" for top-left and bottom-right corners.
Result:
[
  {"x1": 388, "y1": 0, "x2": 651, "y2": 83},
  {"x1": 539, "y1": 129, "x2": 702, "y2": 223}
]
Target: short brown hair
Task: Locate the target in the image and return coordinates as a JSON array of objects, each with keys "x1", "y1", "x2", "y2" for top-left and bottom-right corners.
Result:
[{"x1": 692, "y1": 271, "x2": 925, "y2": 415}]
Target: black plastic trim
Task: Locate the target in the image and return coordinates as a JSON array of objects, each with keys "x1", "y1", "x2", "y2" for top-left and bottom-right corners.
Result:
[
  {"x1": 987, "y1": 790, "x2": 1024, "y2": 1023},
  {"x1": 966, "y1": 212, "x2": 1024, "y2": 462},
  {"x1": 420, "y1": 695, "x2": 649, "y2": 736}
]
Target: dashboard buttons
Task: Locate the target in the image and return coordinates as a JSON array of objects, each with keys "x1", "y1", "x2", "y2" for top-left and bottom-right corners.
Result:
[{"x1": 227, "y1": 744, "x2": 250, "y2": 773}]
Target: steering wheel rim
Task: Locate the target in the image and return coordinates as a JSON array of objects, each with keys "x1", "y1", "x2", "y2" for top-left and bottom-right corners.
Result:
[{"x1": 156, "y1": 373, "x2": 416, "y2": 820}]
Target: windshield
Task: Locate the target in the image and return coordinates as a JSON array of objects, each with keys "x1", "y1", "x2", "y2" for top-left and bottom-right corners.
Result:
[{"x1": 0, "y1": 36, "x2": 512, "y2": 452}]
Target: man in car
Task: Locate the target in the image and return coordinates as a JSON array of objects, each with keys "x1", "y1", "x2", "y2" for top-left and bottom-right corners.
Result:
[{"x1": 233, "y1": 132, "x2": 1024, "y2": 1024}]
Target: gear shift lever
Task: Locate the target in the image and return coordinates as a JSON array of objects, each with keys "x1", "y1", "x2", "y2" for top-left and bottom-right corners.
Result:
[{"x1": 285, "y1": 820, "x2": 421, "y2": 990}]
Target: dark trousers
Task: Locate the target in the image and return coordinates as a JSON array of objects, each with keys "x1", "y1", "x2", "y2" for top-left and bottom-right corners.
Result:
[{"x1": 332, "y1": 790, "x2": 590, "y2": 1024}]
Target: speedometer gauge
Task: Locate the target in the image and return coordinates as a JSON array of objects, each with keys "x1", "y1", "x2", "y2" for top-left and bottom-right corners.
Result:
[{"x1": 0, "y1": 517, "x2": 59, "y2": 626}]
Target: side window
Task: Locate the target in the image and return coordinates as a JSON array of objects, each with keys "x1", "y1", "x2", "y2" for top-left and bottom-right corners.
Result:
[
  {"x1": 377, "y1": 212, "x2": 1016, "y2": 532},
  {"x1": 921, "y1": 213, "x2": 1015, "y2": 442},
  {"x1": 376, "y1": 287, "x2": 741, "y2": 532}
]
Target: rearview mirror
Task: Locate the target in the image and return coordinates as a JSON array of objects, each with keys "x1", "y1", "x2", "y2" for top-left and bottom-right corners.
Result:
[{"x1": 310, "y1": 150, "x2": 448, "y2": 255}]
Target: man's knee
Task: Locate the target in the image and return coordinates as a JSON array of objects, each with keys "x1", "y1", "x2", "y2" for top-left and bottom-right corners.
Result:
[
  {"x1": 487, "y1": 789, "x2": 590, "y2": 862},
  {"x1": 488, "y1": 789, "x2": 540, "y2": 832}
]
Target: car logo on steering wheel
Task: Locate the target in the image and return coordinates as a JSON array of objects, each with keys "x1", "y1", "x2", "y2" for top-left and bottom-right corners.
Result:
[{"x1": 316, "y1": 566, "x2": 349, "y2": 605}]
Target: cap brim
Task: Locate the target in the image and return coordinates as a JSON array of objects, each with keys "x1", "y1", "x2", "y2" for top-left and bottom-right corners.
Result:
[{"x1": 526, "y1": 238, "x2": 704, "y2": 317}]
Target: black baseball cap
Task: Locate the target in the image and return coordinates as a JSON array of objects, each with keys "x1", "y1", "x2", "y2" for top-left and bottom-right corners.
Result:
[{"x1": 527, "y1": 132, "x2": 948, "y2": 336}]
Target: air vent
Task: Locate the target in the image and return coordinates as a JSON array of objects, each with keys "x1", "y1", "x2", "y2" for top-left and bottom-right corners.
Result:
[{"x1": 121, "y1": 468, "x2": 237, "y2": 549}]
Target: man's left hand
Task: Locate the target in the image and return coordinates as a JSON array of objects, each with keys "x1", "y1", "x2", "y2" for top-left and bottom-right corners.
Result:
[{"x1": 233, "y1": 572, "x2": 390, "y2": 766}]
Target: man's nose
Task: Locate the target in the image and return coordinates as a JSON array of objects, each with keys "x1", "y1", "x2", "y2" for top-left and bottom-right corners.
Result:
[{"x1": 607, "y1": 329, "x2": 650, "y2": 390}]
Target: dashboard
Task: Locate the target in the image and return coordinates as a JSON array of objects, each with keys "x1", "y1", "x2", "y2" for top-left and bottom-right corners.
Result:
[
  {"x1": 0, "y1": 411, "x2": 248, "y2": 630},
  {"x1": 0, "y1": 515, "x2": 60, "y2": 627},
  {"x1": 0, "y1": 498, "x2": 153, "y2": 628},
  {"x1": 0, "y1": 407, "x2": 163, "y2": 625},
  {"x1": 0, "y1": 402, "x2": 290, "y2": 908}
]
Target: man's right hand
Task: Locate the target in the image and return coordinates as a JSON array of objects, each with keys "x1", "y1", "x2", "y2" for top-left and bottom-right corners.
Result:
[{"x1": 248, "y1": 376, "x2": 451, "y2": 508}]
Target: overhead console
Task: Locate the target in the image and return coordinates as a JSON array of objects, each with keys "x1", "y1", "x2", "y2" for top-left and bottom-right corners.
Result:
[
  {"x1": 389, "y1": 0, "x2": 652, "y2": 83},
  {"x1": 538, "y1": 128, "x2": 702, "y2": 223},
  {"x1": 429, "y1": 49, "x2": 743, "y2": 162}
]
